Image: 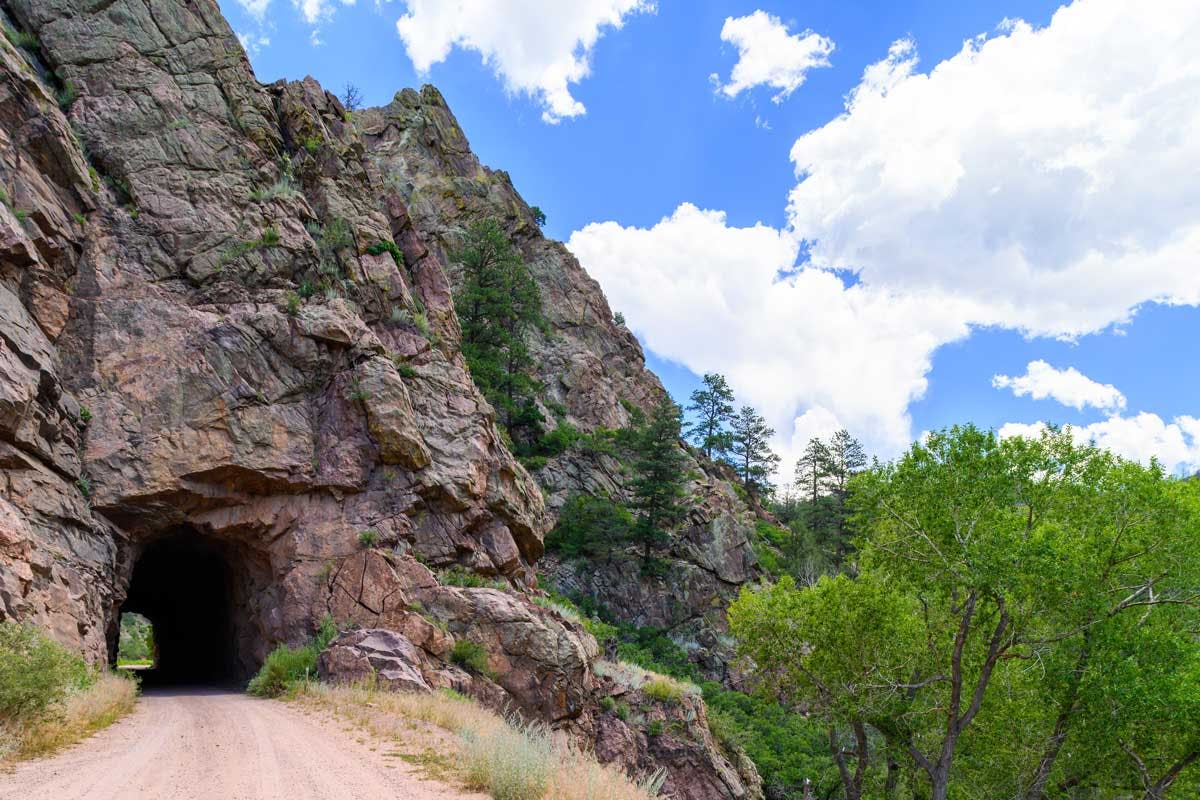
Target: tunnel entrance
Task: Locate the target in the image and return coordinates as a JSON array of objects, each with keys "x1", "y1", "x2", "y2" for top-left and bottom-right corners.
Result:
[{"x1": 120, "y1": 533, "x2": 238, "y2": 687}]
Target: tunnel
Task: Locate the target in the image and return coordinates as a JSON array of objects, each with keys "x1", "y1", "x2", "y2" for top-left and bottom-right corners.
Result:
[{"x1": 119, "y1": 532, "x2": 239, "y2": 686}]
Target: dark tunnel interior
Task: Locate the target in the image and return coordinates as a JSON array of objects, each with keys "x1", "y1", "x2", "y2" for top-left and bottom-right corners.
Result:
[{"x1": 119, "y1": 533, "x2": 238, "y2": 687}]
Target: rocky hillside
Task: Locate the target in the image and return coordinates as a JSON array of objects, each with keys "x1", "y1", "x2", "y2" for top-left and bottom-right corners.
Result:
[
  {"x1": 357, "y1": 86, "x2": 761, "y2": 681},
  {"x1": 0, "y1": 0, "x2": 761, "y2": 796}
]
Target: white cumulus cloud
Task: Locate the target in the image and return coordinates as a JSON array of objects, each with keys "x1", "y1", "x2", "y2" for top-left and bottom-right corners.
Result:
[
  {"x1": 715, "y1": 10, "x2": 834, "y2": 103},
  {"x1": 234, "y1": 0, "x2": 273, "y2": 21},
  {"x1": 787, "y1": 0, "x2": 1200, "y2": 338},
  {"x1": 395, "y1": 0, "x2": 653, "y2": 123},
  {"x1": 237, "y1": 31, "x2": 272, "y2": 55},
  {"x1": 992, "y1": 360, "x2": 1126, "y2": 412},
  {"x1": 292, "y1": 0, "x2": 355, "y2": 26},
  {"x1": 567, "y1": 204, "x2": 973, "y2": 468},
  {"x1": 999, "y1": 414, "x2": 1200, "y2": 475},
  {"x1": 569, "y1": 0, "x2": 1200, "y2": 471}
]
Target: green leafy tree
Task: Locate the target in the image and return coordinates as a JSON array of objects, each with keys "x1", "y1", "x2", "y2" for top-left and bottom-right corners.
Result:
[
  {"x1": 728, "y1": 405, "x2": 780, "y2": 497},
  {"x1": 545, "y1": 493, "x2": 633, "y2": 560},
  {"x1": 732, "y1": 425, "x2": 1200, "y2": 800},
  {"x1": 629, "y1": 400, "x2": 690, "y2": 571},
  {"x1": 453, "y1": 220, "x2": 545, "y2": 443},
  {"x1": 118, "y1": 612, "x2": 155, "y2": 662},
  {"x1": 685, "y1": 373, "x2": 735, "y2": 460},
  {"x1": 731, "y1": 573, "x2": 922, "y2": 800}
]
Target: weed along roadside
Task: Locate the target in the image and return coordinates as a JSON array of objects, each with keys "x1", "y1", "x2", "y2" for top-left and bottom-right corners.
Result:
[
  {"x1": 245, "y1": 614, "x2": 669, "y2": 800},
  {"x1": 0, "y1": 622, "x2": 137, "y2": 765}
]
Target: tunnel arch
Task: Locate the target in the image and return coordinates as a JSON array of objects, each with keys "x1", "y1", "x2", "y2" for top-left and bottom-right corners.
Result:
[{"x1": 118, "y1": 529, "x2": 254, "y2": 686}]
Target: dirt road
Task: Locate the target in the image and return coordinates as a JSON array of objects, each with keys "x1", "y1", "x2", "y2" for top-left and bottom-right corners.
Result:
[{"x1": 0, "y1": 688, "x2": 482, "y2": 800}]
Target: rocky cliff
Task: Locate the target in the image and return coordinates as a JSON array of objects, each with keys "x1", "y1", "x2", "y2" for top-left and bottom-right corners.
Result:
[
  {"x1": 357, "y1": 85, "x2": 761, "y2": 681},
  {"x1": 0, "y1": 0, "x2": 760, "y2": 796}
]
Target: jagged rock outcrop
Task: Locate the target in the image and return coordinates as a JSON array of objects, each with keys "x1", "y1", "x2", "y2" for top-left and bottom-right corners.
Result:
[
  {"x1": 0, "y1": 0, "x2": 761, "y2": 796},
  {"x1": 319, "y1": 555, "x2": 761, "y2": 800},
  {"x1": 355, "y1": 88, "x2": 762, "y2": 677}
]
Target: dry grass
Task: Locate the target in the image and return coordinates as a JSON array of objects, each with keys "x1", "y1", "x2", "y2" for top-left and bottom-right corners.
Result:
[
  {"x1": 593, "y1": 660, "x2": 700, "y2": 700},
  {"x1": 531, "y1": 595, "x2": 582, "y2": 623},
  {"x1": 290, "y1": 683, "x2": 665, "y2": 800},
  {"x1": 0, "y1": 672, "x2": 137, "y2": 764}
]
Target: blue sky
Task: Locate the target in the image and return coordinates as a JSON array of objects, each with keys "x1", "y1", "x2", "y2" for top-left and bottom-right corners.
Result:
[{"x1": 222, "y1": 0, "x2": 1200, "y2": 474}]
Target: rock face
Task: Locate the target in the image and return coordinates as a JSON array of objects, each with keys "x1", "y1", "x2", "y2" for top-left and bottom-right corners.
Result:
[
  {"x1": 357, "y1": 87, "x2": 762, "y2": 678},
  {"x1": 318, "y1": 555, "x2": 761, "y2": 800},
  {"x1": 0, "y1": 0, "x2": 762, "y2": 795}
]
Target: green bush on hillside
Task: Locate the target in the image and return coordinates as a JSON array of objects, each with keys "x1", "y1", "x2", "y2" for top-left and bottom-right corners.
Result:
[
  {"x1": 0, "y1": 622, "x2": 93, "y2": 722},
  {"x1": 246, "y1": 615, "x2": 338, "y2": 698},
  {"x1": 450, "y1": 639, "x2": 494, "y2": 678}
]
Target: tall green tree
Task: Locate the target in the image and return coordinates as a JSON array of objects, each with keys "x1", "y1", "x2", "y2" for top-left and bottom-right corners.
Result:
[
  {"x1": 453, "y1": 219, "x2": 545, "y2": 443},
  {"x1": 731, "y1": 425, "x2": 1200, "y2": 800},
  {"x1": 728, "y1": 405, "x2": 780, "y2": 497},
  {"x1": 685, "y1": 372, "x2": 735, "y2": 460},
  {"x1": 794, "y1": 438, "x2": 830, "y2": 508},
  {"x1": 629, "y1": 399, "x2": 690, "y2": 572},
  {"x1": 820, "y1": 430, "x2": 867, "y2": 568}
]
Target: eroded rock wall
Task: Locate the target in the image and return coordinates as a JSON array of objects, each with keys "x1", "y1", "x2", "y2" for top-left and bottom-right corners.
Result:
[
  {"x1": 356, "y1": 89, "x2": 761, "y2": 677},
  {"x1": 1, "y1": 0, "x2": 546, "y2": 675}
]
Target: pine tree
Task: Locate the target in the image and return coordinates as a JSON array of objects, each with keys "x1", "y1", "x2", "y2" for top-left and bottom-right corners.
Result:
[
  {"x1": 629, "y1": 399, "x2": 690, "y2": 572},
  {"x1": 728, "y1": 405, "x2": 780, "y2": 497},
  {"x1": 453, "y1": 220, "x2": 545, "y2": 443},
  {"x1": 792, "y1": 436, "x2": 834, "y2": 569},
  {"x1": 820, "y1": 429, "x2": 867, "y2": 568},
  {"x1": 794, "y1": 438, "x2": 831, "y2": 508},
  {"x1": 685, "y1": 373, "x2": 736, "y2": 460}
]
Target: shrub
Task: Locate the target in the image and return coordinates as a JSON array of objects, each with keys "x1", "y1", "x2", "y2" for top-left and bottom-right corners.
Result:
[
  {"x1": 581, "y1": 616, "x2": 618, "y2": 648},
  {"x1": 450, "y1": 640, "x2": 493, "y2": 677},
  {"x1": 246, "y1": 642, "x2": 318, "y2": 697},
  {"x1": 0, "y1": 622, "x2": 92, "y2": 722},
  {"x1": 57, "y1": 82, "x2": 77, "y2": 110},
  {"x1": 529, "y1": 206, "x2": 546, "y2": 227},
  {"x1": 395, "y1": 362, "x2": 418, "y2": 379},
  {"x1": 246, "y1": 614, "x2": 337, "y2": 698},
  {"x1": 518, "y1": 455, "x2": 548, "y2": 472},
  {"x1": 357, "y1": 529, "x2": 379, "y2": 548},
  {"x1": 599, "y1": 695, "x2": 616, "y2": 713},
  {"x1": 249, "y1": 176, "x2": 298, "y2": 203},
  {"x1": 545, "y1": 494, "x2": 632, "y2": 559},
  {"x1": 284, "y1": 292, "x2": 301, "y2": 316},
  {"x1": 439, "y1": 566, "x2": 508, "y2": 590},
  {"x1": 366, "y1": 240, "x2": 404, "y2": 267},
  {"x1": 643, "y1": 677, "x2": 684, "y2": 704},
  {"x1": 292, "y1": 681, "x2": 666, "y2": 800},
  {"x1": 646, "y1": 719, "x2": 664, "y2": 737},
  {"x1": 4, "y1": 672, "x2": 136, "y2": 763},
  {"x1": 314, "y1": 614, "x2": 338, "y2": 650},
  {"x1": 460, "y1": 715, "x2": 551, "y2": 800},
  {"x1": 531, "y1": 595, "x2": 581, "y2": 623},
  {"x1": 78, "y1": 406, "x2": 92, "y2": 425},
  {"x1": 3, "y1": 23, "x2": 39, "y2": 52},
  {"x1": 76, "y1": 477, "x2": 91, "y2": 497},
  {"x1": 613, "y1": 311, "x2": 626, "y2": 326},
  {"x1": 260, "y1": 226, "x2": 280, "y2": 246}
]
